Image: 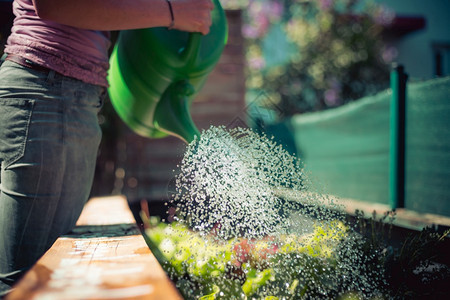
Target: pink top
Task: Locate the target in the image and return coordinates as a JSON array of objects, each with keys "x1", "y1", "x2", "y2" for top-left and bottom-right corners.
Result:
[{"x1": 5, "y1": 0, "x2": 111, "y2": 87}]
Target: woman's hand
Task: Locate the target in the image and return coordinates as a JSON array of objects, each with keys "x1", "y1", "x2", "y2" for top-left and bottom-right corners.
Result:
[{"x1": 170, "y1": 0, "x2": 214, "y2": 35}]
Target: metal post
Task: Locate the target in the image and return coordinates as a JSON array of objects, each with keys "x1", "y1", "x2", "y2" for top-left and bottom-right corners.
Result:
[{"x1": 389, "y1": 64, "x2": 408, "y2": 209}]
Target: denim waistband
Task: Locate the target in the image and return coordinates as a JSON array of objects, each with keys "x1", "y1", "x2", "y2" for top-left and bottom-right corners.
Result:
[{"x1": 4, "y1": 53, "x2": 51, "y2": 73}]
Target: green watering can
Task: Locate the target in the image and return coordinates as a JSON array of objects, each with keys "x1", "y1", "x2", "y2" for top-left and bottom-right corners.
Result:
[{"x1": 107, "y1": 0, "x2": 228, "y2": 143}]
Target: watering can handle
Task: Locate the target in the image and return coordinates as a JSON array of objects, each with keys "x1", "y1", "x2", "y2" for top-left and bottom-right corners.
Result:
[{"x1": 180, "y1": 32, "x2": 202, "y2": 67}]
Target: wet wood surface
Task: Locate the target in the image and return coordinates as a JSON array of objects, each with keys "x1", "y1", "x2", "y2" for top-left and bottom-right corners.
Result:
[{"x1": 6, "y1": 196, "x2": 182, "y2": 300}]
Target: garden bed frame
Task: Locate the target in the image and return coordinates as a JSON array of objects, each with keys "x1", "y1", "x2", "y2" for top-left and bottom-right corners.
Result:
[{"x1": 6, "y1": 195, "x2": 181, "y2": 300}]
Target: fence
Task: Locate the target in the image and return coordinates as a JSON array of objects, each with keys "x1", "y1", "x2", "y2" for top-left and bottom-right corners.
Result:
[{"x1": 287, "y1": 69, "x2": 450, "y2": 217}]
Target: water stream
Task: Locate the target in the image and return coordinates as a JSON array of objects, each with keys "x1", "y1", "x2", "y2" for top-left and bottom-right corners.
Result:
[{"x1": 160, "y1": 126, "x2": 386, "y2": 299}]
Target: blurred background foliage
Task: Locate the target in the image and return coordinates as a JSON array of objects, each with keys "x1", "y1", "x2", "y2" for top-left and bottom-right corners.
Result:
[{"x1": 223, "y1": 0, "x2": 396, "y2": 117}]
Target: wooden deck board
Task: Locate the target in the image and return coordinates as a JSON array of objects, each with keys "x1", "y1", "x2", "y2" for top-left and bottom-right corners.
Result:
[{"x1": 6, "y1": 196, "x2": 182, "y2": 300}]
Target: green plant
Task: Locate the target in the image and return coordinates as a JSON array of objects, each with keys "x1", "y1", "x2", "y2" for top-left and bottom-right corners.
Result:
[
  {"x1": 242, "y1": 0, "x2": 395, "y2": 117},
  {"x1": 143, "y1": 210, "x2": 450, "y2": 299},
  {"x1": 144, "y1": 217, "x2": 352, "y2": 299}
]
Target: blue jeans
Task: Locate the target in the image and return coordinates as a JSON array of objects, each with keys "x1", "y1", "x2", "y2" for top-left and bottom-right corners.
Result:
[{"x1": 0, "y1": 59, "x2": 105, "y2": 297}]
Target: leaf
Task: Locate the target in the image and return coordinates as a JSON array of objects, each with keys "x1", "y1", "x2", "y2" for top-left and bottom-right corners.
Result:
[
  {"x1": 199, "y1": 285, "x2": 220, "y2": 300},
  {"x1": 242, "y1": 268, "x2": 273, "y2": 296}
]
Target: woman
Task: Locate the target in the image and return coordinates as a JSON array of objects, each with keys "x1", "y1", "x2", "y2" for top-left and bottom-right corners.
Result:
[{"x1": 0, "y1": 0, "x2": 213, "y2": 296}]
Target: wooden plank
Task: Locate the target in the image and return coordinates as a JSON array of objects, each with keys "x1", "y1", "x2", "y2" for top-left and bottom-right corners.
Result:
[{"x1": 6, "y1": 196, "x2": 182, "y2": 300}]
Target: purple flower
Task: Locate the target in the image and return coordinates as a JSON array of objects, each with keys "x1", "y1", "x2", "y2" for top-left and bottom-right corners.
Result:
[
  {"x1": 324, "y1": 78, "x2": 342, "y2": 106},
  {"x1": 382, "y1": 46, "x2": 398, "y2": 63},
  {"x1": 373, "y1": 6, "x2": 395, "y2": 26},
  {"x1": 267, "y1": 1, "x2": 284, "y2": 22},
  {"x1": 249, "y1": 57, "x2": 266, "y2": 70},
  {"x1": 319, "y1": 0, "x2": 334, "y2": 11},
  {"x1": 243, "y1": 24, "x2": 260, "y2": 39},
  {"x1": 324, "y1": 89, "x2": 340, "y2": 106}
]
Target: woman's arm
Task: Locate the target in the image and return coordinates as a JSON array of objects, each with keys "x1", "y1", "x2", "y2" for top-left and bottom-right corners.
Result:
[{"x1": 32, "y1": 0, "x2": 214, "y2": 34}]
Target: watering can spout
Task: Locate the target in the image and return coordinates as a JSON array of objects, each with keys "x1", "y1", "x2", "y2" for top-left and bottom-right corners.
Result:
[{"x1": 154, "y1": 80, "x2": 201, "y2": 144}]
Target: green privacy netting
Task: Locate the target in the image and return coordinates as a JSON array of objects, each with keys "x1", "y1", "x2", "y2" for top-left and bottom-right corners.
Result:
[
  {"x1": 288, "y1": 76, "x2": 450, "y2": 217},
  {"x1": 405, "y1": 77, "x2": 450, "y2": 216}
]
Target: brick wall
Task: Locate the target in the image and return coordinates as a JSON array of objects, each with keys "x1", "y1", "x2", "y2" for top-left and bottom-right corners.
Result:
[{"x1": 92, "y1": 10, "x2": 246, "y2": 206}]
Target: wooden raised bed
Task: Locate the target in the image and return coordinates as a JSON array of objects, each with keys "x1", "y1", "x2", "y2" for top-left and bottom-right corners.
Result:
[{"x1": 6, "y1": 195, "x2": 182, "y2": 300}]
